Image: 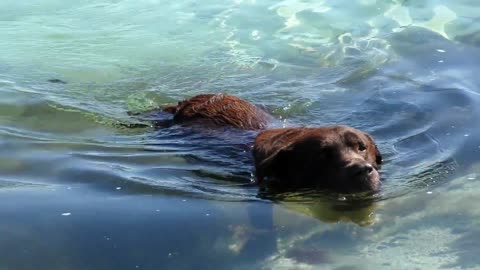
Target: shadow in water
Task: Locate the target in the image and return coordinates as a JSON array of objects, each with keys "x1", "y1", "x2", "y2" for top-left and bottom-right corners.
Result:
[{"x1": 260, "y1": 190, "x2": 379, "y2": 226}]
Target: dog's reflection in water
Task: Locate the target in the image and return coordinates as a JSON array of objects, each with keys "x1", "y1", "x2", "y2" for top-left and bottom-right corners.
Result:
[
  {"x1": 224, "y1": 190, "x2": 378, "y2": 264},
  {"x1": 267, "y1": 190, "x2": 379, "y2": 226}
]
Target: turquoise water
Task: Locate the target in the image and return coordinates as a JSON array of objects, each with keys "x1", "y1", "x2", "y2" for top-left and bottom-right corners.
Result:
[{"x1": 1, "y1": 0, "x2": 480, "y2": 269}]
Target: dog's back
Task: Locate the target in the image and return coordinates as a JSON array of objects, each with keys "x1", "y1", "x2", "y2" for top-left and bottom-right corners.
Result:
[{"x1": 163, "y1": 94, "x2": 271, "y2": 130}]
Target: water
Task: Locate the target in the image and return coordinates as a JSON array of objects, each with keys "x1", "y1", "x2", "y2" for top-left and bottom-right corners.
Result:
[{"x1": 1, "y1": 0, "x2": 480, "y2": 269}]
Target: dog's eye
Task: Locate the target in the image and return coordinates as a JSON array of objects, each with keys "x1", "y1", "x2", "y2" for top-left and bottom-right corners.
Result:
[{"x1": 358, "y1": 143, "x2": 367, "y2": 152}]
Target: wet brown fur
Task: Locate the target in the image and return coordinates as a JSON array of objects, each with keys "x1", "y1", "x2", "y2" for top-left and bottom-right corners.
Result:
[{"x1": 163, "y1": 94, "x2": 271, "y2": 130}]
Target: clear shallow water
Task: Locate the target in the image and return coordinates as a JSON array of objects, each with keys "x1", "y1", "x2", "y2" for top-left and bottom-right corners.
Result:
[{"x1": 1, "y1": 0, "x2": 480, "y2": 269}]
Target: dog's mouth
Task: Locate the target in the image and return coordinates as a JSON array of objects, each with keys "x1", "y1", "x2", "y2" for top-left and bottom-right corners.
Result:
[
  {"x1": 337, "y1": 160, "x2": 381, "y2": 192},
  {"x1": 363, "y1": 169, "x2": 382, "y2": 191},
  {"x1": 355, "y1": 169, "x2": 381, "y2": 192},
  {"x1": 332, "y1": 167, "x2": 381, "y2": 193}
]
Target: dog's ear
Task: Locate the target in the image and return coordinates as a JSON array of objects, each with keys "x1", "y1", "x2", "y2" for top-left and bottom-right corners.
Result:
[
  {"x1": 254, "y1": 143, "x2": 295, "y2": 183},
  {"x1": 364, "y1": 133, "x2": 382, "y2": 166}
]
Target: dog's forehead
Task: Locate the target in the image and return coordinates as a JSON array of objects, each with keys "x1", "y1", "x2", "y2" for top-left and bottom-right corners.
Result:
[
  {"x1": 342, "y1": 129, "x2": 366, "y2": 143},
  {"x1": 305, "y1": 127, "x2": 365, "y2": 145}
]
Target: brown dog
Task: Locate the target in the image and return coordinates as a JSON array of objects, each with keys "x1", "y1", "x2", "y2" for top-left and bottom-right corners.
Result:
[
  {"x1": 161, "y1": 94, "x2": 382, "y2": 193},
  {"x1": 253, "y1": 126, "x2": 382, "y2": 193},
  {"x1": 163, "y1": 93, "x2": 271, "y2": 130}
]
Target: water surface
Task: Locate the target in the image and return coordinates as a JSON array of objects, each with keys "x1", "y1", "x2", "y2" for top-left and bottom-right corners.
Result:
[{"x1": 1, "y1": 0, "x2": 480, "y2": 269}]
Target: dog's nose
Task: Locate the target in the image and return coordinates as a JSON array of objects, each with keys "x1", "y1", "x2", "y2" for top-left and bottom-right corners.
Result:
[{"x1": 349, "y1": 163, "x2": 374, "y2": 177}]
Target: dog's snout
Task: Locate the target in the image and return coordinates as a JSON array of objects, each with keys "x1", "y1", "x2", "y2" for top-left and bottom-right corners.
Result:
[{"x1": 349, "y1": 162, "x2": 374, "y2": 177}]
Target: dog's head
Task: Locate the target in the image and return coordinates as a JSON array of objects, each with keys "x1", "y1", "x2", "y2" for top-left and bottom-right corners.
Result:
[{"x1": 253, "y1": 126, "x2": 382, "y2": 193}]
